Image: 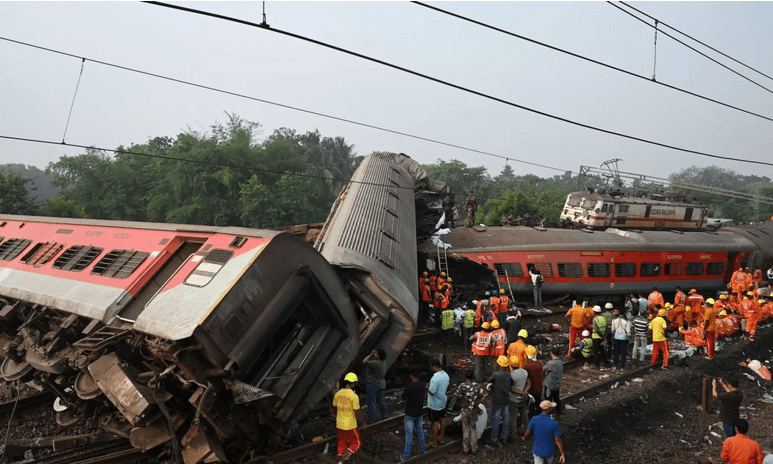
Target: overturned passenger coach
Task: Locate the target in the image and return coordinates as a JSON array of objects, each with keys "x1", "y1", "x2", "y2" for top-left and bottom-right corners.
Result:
[{"x1": 0, "y1": 152, "x2": 427, "y2": 463}]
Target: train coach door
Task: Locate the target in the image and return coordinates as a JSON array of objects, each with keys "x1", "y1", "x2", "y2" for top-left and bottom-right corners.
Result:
[
  {"x1": 605, "y1": 204, "x2": 615, "y2": 228},
  {"x1": 684, "y1": 208, "x2": 694, "y2": 222},
  {"x1": 116, "y1": 241, "x2": 204, "y2": 323}
]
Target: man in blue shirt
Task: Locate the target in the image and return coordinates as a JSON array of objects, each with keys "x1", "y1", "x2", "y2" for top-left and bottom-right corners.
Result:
[
  {"x1": 427, "y1": 359, "x2": 449, "y2": 448},
  {"x1": 523, "y1": 400, "x2": 566, "y2": 464}
]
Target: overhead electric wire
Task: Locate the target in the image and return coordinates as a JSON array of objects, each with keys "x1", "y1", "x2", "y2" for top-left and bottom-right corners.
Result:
[
  {"x1": 0, "y1": 35, "x2": 563, "y2": 174},
  {"x1": 411, "y1": 1, "x2": 773, "y2": 123},
  {"x1": 619, "y1": 1, "x2": 773, "y2": 84},
  {"x1": 0, "y1": 134, "x2": 555, "y2": 202},
  {"x1": 608, "y1": 2, "x2": 773, "y2": 95},
  {"x1": 143, "y1": 1, "x2": 773, "y2": 169}
]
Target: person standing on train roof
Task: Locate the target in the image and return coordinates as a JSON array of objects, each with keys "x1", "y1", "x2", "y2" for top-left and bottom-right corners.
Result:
[
  {"x1": 649, "y1": 308, "x2": 670, "y2": 369},
  {"x1": 671, "y1": 286, "x2": 688, "y2": 329},
  {"x1": 591, "y1": 306, "x2": 611, "y2": 370},
  {"x1": 686, "y1": 289, "x2": 705, "y2": 326},
  {"x1": 507, "y1": 329, "x2": 529, "y2": 370},
  {"x1": 489, "y1": 320, "x2": 507, "y2": 373},
  {"x1": 703, "y1": 298, "x2": 718, "y2": 359},
  {"x1": 647, "y1": 287, "x2": 665, "y2": 313},
  {"x1": 565, "y1": 301, "x2": 588, "y2": 356},
  {"x1": 731, "y1": 267, "x2": 746, "y2": 300},
  {"x1": 529, "y1": 267, "x2": 544, "y2": 309},
  {"x1": 333, "y1": 372, "x2": 367, "y2": 463},
  {"x1": 470, "y1": 322, "x2": 492, "y2": 382},
  {"x1": 464, "y1": 190, "x2": 478, "y2": 227}
]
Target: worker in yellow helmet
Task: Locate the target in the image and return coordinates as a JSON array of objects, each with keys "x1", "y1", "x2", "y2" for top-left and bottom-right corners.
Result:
[
  {"x1": 333, "y1": 372, "x2": 366, "y2": 461},
  {"x1": 649, "y1": 308, "x2": 670, "y2": 368}
]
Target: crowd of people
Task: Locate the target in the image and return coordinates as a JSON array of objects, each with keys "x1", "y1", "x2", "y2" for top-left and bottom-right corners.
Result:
[{"x1": 330, "y1": 266, "x2": 772, "y2": 464}]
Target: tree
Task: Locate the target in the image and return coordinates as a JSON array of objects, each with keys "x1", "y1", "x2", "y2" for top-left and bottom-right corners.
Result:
[
  {"x1": 0, "y1": 169, "x2": 39, "y2": 214},
  {"x1": 42, "y1": 197, "x2": 87, "y2": 218}
]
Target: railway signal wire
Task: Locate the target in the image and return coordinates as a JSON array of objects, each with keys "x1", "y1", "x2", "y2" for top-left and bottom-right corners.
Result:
[
  {"x1": 0, "y1": 35, "x2": 562, "y2": 175},
  {"x1": 609, "y1": 2, "x2": 773, "y2": 96},
  {"x1": 618, "y1": 1, "x2": 773, "y2": 85},
  {"x1": 143, "y1": 1, "x2": 773, "y2": 169},
  {"x1": 411, "y1": 1, "x2": 773, "y2": 123}
]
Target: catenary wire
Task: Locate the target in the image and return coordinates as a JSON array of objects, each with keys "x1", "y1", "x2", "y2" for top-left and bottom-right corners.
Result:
[
  {"x1": 0, "y1": 35, "x2": 563, "y2": 174},
  {"x1": 411, "y1": 1, "x2": 773, "y2": 123},
  {"x1": 143, "y1": 1, "x2": 773, "y2": 169},
  {"x1": 0, "y1": 134, "x2": 560, "y2": 202},
  {"x1": 619, "y1": 1, "x2": 773, "y2": 84},
  {"x1": 609, "y1": 2, "x2": 773, "y2": 95}
]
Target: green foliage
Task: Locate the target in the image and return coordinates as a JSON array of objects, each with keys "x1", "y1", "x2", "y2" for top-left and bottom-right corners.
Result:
[
  {"x1": 41, "y1": 197, "x2": 87, "y2": 218},
  {"x1": 43, "y1": 114, "x2": 358, "y2": 227},
  {"x1": 0, "y1": 169, "x2": 39, "y2": 215}
]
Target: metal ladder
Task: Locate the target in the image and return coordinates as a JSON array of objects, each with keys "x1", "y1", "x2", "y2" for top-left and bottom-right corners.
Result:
[{"x1": 436, "y1": 244, "x2": 449, "y2": 279}]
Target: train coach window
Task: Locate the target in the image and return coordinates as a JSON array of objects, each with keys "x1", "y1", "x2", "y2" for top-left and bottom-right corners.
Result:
[
  {"x1": 0, "y1": 238, "x2": 32, "y2": 261},
  {"x1": 685, "y1": 262, "x2": 704, "y2": 275},
  {"x1": 52, "y1": 245, "x2": 103, "y2": 271},
  {"x1": 567, "y1": 196, "x2": 581, "y2": 207},
  {"x1": 615, "y1": 217, "x2": 627, "y2": 225},
  {"x1": 707, "y1": 262, "x2": 724, "y2": 275},
  {"x1": 587, "y1": 263, "x2": 611, "y2": 278},
  {"x1": 528, "y1": 263, "x2": 553, "y2": 278},
  {"x1": 618, "y1": 205, "x2": 630, "y2": 213},
  {"x1": 21, "y1": 242, "x2": 63, "y2": 265},
  {"x1": 493, "y1": 263, "x2": 523, "y2": 277},
  {"x1": 640, "y1": 263, "x2": 661, "y2": 277},
  {"x1": 614, "y1": 263, "x2": 637, "y2": 277},
  {"x1": 185, "y1": 248, "x2": 234, "y2": 287},
  {"x1": 558, "y1": 263, "x2": 583, "y2": 278},
  {"x1": 664, "y1": 263, "x2": 683, "y2": 276},
  {"x1": 92, "y1": 249, "x2": 151, "y2": 278}
]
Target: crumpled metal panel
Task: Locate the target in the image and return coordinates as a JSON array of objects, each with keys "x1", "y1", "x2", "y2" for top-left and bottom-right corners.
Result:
[
  {"x1": 134, "y1": 246, "x2": 265, "y2": 340},
  {"x1": 226, "y1": 379, "x2": 275, "y2": 405},
  {"x1": 88, "y1": 353, "x2": 153, "y2": 426},
  {"x1": 0, "y1": 268, "x2": 124, "y2": 321}
]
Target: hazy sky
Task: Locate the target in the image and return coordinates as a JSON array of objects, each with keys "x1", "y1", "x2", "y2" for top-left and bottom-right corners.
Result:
[{"x1": 2, "y1": 2, "x2": 772, "y2": 183}]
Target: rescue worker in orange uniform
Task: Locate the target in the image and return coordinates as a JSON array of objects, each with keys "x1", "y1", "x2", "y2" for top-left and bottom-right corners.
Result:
[
  {"x1": 489, "y1": 320, "x2": 507, "y2": 373},
  {"x1": 743, "y1": 267, "x2": 753, "y2": 292},
  {"x1": 489, "y1": 291, "x2": 502, "y2": 324},
  {"x1": 731, "y1": 267, "x2": 746, "y2": 300},
  {"x1": 671, "y1": 286, "x2": 687, "y2": 329},
  {"x1": 564, "y1": 302, "x2": 589, "y2": 356},
  {"x1": 419, "y1": 278, "x2": 431, "y2": 322},
  {"x1": 760, "y1": 298, "x2": 773, "y2": 322},
  {"x1": 429, "y1": 271, "x2": 438, "y2": 292},
  {"x1": 437, "y1": 271, "x2": 447, "y2": 289},
  {"x1": 686, "y1": 289, "x2": 704, "y2": 326},
  {"x1": 740, "y1": 292, "x2": 761, "y2": 341},
  {"x1": 444, "y1": 279, "x2": 453, "y2": 303},
  {"x1": 679, "y1": 321, "x2": 706, "y2": 350},
  {"x1": 507, "y1": 329, "x2": 528, "y2": 370},
  {"x1": 715, "y1": 311, "x2": 730, "y2": 338},
  {"x1": 702, "y1": 298, "x2": 718, "y2": 359},
  {"x1": 433, "y1": 285, "x2": 449, "y2": 328},
  {"x1": 647, "y1": 287, "x2": 665, "y2": 313},
  {"x1": 419, "y1": 271, "x2": 428, "y2": 289},
  {"x1": 470, "y1": 322, "x2": 491, "y2": 381},
  {"x1": 498, "y1": 289, "x2": 509, "y2": 313}
]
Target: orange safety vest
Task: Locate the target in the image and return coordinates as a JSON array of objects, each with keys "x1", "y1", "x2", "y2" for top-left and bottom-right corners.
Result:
[
  {"x1": 490, "y1": 329, "x2": 506, "y2": 356},
  {"x1": 687, "y1": 294, "x2": 704, "y2": 313},
  {"x1": 731, "y1": 271, "x2": 745, "y2": 292},
  {"x1": 489, "y1": 296, "x2": 501, "y2": 313},
  {"x1": 434, "y1": 292, "x2": 449, "y2": 309},
  {"x1": 499, "y1": 295, "x2": 509, "y2": 312},
  {"x1": 648, "y1": 291, "x2": 664, "y2": 310},
  {"x1": 472, "y1": 331, "x2": 491, "y2": 356},
  {"x1": 420, "y1": 283, "x2": 430, "y2": 302},
  {"x1": 673, "y1": 291, "x2": 686, "y2": 309}
]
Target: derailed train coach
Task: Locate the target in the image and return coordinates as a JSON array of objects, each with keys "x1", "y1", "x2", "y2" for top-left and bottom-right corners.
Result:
[{"x1": 0, "y1": 153, "x2": 427, "y2": 462}]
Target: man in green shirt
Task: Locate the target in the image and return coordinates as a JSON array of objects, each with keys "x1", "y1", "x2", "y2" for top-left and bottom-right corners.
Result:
[{"x1": 363, "y1": 348, "x2": 388, "y2": 422}]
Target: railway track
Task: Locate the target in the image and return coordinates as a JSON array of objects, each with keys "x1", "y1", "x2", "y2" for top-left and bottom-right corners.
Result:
[{"x1": 8, "y1": 438, "x2": 152, "y2": 464}]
